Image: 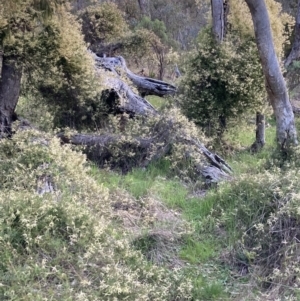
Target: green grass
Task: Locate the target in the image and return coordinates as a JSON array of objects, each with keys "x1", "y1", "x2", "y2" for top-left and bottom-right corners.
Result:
[
  {"x1": 192, "y1": 278, "x2": 227, "y2": 301},
  {"x1": 180, "y1": 239, "x2": 216, "y2": 263},
  {"x1": 0, "y1": 131, "x2": 197, "y2": 301},
  {"x1": 90, "y1": 158, "x2": 235, "y2": 300},
  {"x1": 223, "y1": 117, "x2": 277, "y2": 175},
  {"x1": 146, "y1": 95, "x2": 166, "y2": 109},
  {"x1": 89, "y1": 159, "x2": 232, "y2": 299},
  {"x1": 151, "y1": 180, "x2": 189, "y2": 208},
  {"x1": 88, "y1": 116, "x2": 300, "y2": 300}
]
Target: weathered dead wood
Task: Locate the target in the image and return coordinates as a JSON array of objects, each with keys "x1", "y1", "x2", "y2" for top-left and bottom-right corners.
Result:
[
  {"x1": 58, "y1": 132, "x2": 150, "y2": 149},
  {"x1": 0, "y1": 57, "x2": 22, "y2": 137},
  {"x1": 211, "y1": 0, "x2": 229, "y2": 43},
  {"x1": 58, "y1": 128, "x2": 232, "y2": 183},
  {"x1": 192, "y1": 139, "x2": 233, "y2": 175},
  {"x1": 101, "y1": 78, "x2": 158, "y2": 116},
  {"x1": 58, "y1": 131, "x2": 170, "y2": 172},
  {"x1": 94, "y1": 54, "x2": 177, "y2": 97},
  {"x1": 93, "y1": 54, "x2": 154, "y2": 116},
  {"x1": 55, "y1": 53, "x2": 233, "y2": 183},
  {"x1": 181, "y1": 137, "x2": 233, "y2": 182},
  {"x1": 92, "y1": 53, "x2": 177, "y2": 116}
]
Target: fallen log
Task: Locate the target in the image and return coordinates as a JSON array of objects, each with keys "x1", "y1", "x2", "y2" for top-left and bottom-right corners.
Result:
[
  {"x1": 56, "y1": 54, "x2": 233, "y2": 183},
  {"x1": 7, "y1": 51, "x2": 232, "y2": 186},
  {"x1": 95, "y1": 55, "x2": 177, "y2": 97},
  {"x1": 58, "y1": 114, "x2": 232, "y2": 183},
  {"x1": 101, "y1": 80, "x2": 157, "y2": 116},
  {"x1": 58, "y1": 133, "x2": 170, "y2": 172},
  {"x1": 92, "y1": 53, "x2": 176, "y2": 116}
]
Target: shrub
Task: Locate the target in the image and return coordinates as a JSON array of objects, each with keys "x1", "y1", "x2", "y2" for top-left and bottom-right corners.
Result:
[
  {"x1": 16, "y1": 7, "x2": 109, "y2": 131},
  {"x1": 0, "y1": 128, "x2": 193, "y2": 300},
  {"x1": 198, "y1": 159, "x2": 300, "y2": 296},
  {"x1": 79, "y1": 107, "x2": 210, "y2": 183},
  {"x1": 179, "y1": 29, "x2": 265, "y2": 137},
  {"x1": 79, "y1": 2, "x2": 128, "y2": 46}
]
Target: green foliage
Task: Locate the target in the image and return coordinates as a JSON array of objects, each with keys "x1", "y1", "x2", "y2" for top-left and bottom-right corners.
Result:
[
  {"x1": 0, "y1": 2, "x2": 109, "y2": 131},
  {"x1": 180, "y1": 239, "x2": 216, "y2": 264},
  {"x1": 146, "y1": 95, "x2": 166, "y2": 109},
  {"x1": 16, "y1": 96, "x2": 54, "y2": 131},
  {"x1": 79, "y1": 2, "x2": 128, "y2": 46},
  {"x1": 191, "y1": 276, "x2": 227, "y2": 301},
  {"x1": 112, "y1": 0, "x2": 207, "y2": 50},
  {"x1": 0, "y1": 1, "x2": 68, "y2": 60},
  {"x1": 3, "y1": 1, "x2": 300, "y2": 299},
  {"x1": 25, "y1": 10, "x2": 108, "y2": 130},
  {"x1": 111, "y1": 0, "x2": 140, "y2": 27},
  {"x1": 137, "y1": 16, "x2": 169, "y2": 44},
  {"x1": 179, "y1": 29, "x2": 265, "y2": 137},
  {"x1": 229, "y1": 0, "x2": 293, "y2": 57},
  {"x1": 0, "y1": 129, "x2": 194, "y2": 300},
  {"x1": 90, "y1": 157, "x2": 231, "y2": 300},
  {"x1": 81, "y1": 108, "x2": 210, "y2": 182},
  {"x1": 189, "y1": 135, "x2": 300, "y2": 297},
  {"x1": 148, "y1": 0, "x2": 206, "y2": 50},
  {"x1": 233, "y1": 168, "x2": 300, "y2": 292},
  {"x1": 123, "y1": 27, "x2": 162, "y2": 59},
  {"x1": 93, "y1": 154, "x2": 232, "y2": 289}
]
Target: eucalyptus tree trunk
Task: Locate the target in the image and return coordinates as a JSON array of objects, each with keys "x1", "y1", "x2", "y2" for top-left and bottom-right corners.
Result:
[
  {"x1": 211, "y1": 0, "x2": 229, "y2": 42},
  {"x1": 285, "y1": 0, "x2": 300, "y2": 68},
  {"x1": 0, "y1": 57, "x2": 22, "y2": 137},
  {"x1": 244, "y1": 0, "x2": 298, "y2": 147}
]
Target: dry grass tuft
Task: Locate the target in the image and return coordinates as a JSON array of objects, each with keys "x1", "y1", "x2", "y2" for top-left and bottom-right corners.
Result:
[{"x1": 112, "y1": 189, "x2": 191, "y2": 267}]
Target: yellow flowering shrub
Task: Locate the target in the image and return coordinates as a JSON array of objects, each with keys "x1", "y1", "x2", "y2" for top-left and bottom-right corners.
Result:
[{"x1": 0, "y1": 128, "x2": 193, "y2": 300}]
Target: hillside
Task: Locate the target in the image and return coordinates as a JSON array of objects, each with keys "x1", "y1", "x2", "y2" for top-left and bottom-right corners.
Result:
[
  {"x1": 3, "y1": 108, "x2": 300, "y2": 300},
  {"x1": 2, "y1": 0, "x2": 300, "y2": 300}
]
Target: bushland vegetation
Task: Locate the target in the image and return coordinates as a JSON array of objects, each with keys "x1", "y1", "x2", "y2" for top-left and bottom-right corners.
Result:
[{"x1": 2, "y1": 0, "x2": 300, "y2": 300}]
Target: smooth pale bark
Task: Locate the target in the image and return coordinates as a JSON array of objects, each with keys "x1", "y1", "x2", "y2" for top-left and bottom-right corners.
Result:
[
  {"x1": 211, "y1": 0, "x2": 225, "y2": 42},
  {"x1": 285, "y1": 0, "x2": 300, "y2": 68},
  {"x1": 245, "y1": 0, "x2": 298, "y2": 147},
  {"x1": 94, "y1": 55, "x2": 177, "y2": 97},
  {"x1": 93, "y1": 54, "x2": 176, "y2": 116},
  {"x1": 101, "y1": 80, "x2": 157, "y2": 116},
  {"x1": 0, "y1": 57, "x2": 22, "y2": 137}
]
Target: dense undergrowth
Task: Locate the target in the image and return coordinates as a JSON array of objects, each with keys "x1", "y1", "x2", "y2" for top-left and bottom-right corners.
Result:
[
  {"x1": 4, "y1": 104, "x2": 300, "y2": 300},
  {"x1": 0, "y1": 129, "x2": 193, "y2": 300},
  {"x1": 3, "y1": 0, "x2": 300, "y2": 300},
  {"x1": 88, "y1": 116, "x2": 300, "y2": 300}
]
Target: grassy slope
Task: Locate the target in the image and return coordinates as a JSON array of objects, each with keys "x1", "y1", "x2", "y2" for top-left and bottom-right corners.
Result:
[
  {"x1": 10, "y1": 95, "x2": 300, "y2": 300},
  {"x1": 85, "y1": 119, "x2": 275, "y2": 300},
  {"x1": 89, "y1": 117, "x2": 300, "y2": 300},
  {"x1": 0, "y1": 131, "x2": 193, "y2": 301},
  {"x1": 90, "y1": 163, "x2": 231, "y2": 300}
]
